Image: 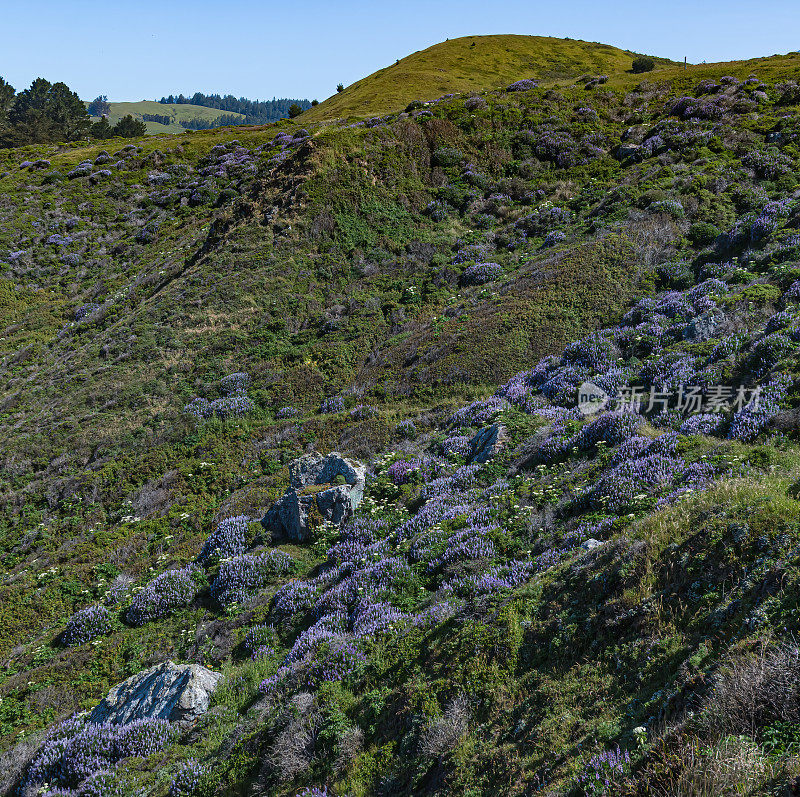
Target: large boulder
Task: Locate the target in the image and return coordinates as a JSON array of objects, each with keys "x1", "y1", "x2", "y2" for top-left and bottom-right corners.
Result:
[
  {"x1": 262, "y1": 452, "x2": 365, "y2": 542},
  {"x1": 89, "y1": 661, "x2": 223, "y2": 726},
  {"x1": 468, "y1": 424, "x2": 509, "y2": 464}
]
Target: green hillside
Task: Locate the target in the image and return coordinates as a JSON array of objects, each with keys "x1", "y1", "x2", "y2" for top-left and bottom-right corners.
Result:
[
  {"x1": 303, "y1": 34, "x2": 675, "y2": 121},
  {"x1": 89, "y1": 100, "x2": 245, "y2": 134},
  {"x1": 3, "y1": 41, "x2": 800, "y2": 797}
]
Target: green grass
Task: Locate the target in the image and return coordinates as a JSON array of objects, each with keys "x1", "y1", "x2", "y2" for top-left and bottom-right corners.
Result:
[
  {"x1": 87, "y1": 100, "x2": 245, "y2": 135},
  {"x1": 304, "y1": 33, "x2": 675, "y2": 121}
]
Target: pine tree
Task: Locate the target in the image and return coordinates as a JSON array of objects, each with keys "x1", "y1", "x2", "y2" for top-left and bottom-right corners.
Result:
[
  {"x1": 87, "y1": 95, "x2": 111, "y2": 116},
  {"x1": 91, "y1": 116, "x2": 114, "y2": 139},
  {"x1": 112, "y1": 114, "x2": 147, "y2": 137}
]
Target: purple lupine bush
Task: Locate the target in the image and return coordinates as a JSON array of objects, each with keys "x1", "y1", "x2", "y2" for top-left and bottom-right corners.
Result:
[
  {"x1": 575, "y1": 746, "x2": 631, "y2": 796},
  {"x1": 319, "y1": 396, "x2": 345, "y2": 414},
  {"x1": 208, "y1": 394, "x2": 255, "y2": 419},
  {"x1": 506, "y1": 79, "x2": 539, "y2": 92},
  {"x1": 169, "y1": 758, "x2": 208, "y2": 796},
  {"x1": 728, "y1": 373, "x2": 791, "y2": 442},
  {"x1": 62, "y1": 605, "x2": 113, "y2": 646},
  {"x1": 21, "y1": 715, "x2": 175, "y2": 793},
  {"x1": 74, "y1": 303, "x2": 100, "y2": 322},
  {"x1": 219, "y1": 371, "x2": 250, "y2": 394},
  {"x1": 197, "y1": 515, "x2": 252, "y2": 563},
  {"x1": 211, "y1": 550, "x2": 296, "y2": 606},
  {"x1": 461, "y1": 262, "x2": 503, "y2": 285},
  {"x1": 125, "y1": 565, "x2": 200, "y2": 626},
  {"x1": 277, "y1": 406, "x2": 299, "y2": 419},
  {"x1": 395, "y1": 419, "x2": 417, "y2": 438},
  {"x1": 450, "y1": 396, "x2": 507, "y2": 426}
]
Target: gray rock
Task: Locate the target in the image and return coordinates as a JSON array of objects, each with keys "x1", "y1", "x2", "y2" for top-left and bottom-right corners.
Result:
[
  {"x1": 262, "y1": 452, "x2": 365, "y2": 542},
  {"x1": 683, "y1": 311, "x2": 723, "y2": 342},
  {"x1": 89, "y1": 661, "x2": 223, "y2": 725},
  {"x1": 614, "y1": 143, "x2": 641, "y2": 160},
  {"x1": 581, "y1": 538, "x2": 603, "y2": 551},
  {"x1": 468, "y1": 424, "x2": 509, "y2": 464}
]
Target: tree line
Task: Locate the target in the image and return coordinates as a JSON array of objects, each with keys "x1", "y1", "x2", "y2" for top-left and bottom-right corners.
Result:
[
  {"x1": 0, "y1": 78, "x2": 147, "y2": 147},
  {"x1": 158, "y1": 92, "x2": 312, "y2": 123}
]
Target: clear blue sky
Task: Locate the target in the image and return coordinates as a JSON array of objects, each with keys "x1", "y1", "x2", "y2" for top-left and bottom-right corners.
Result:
[{"x1": 2, "y1": 0, "x2": 799, "y2": 102}]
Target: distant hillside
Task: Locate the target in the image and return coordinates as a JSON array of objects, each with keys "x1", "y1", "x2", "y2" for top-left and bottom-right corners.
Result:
[
  {"x1": 88, "y1": 101, "x2": 246, "y2": 135},
  {"x1": 303, "y1": 33, "x2": 675, "y2": 120},
  {"x1": 158, "y1": 93, "x2": 312, "y2": 124}
]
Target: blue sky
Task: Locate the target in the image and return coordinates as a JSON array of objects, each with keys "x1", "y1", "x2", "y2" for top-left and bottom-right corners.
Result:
[{"x1": 2, "y1": 0, "x2": 799, "y2": 102}]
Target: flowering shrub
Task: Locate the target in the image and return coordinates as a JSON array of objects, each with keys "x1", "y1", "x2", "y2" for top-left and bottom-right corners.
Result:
[
  {"x1": 74, "y1": 303, "x2": 100, "y2": 322},
  {"x1": 197, "y1": 515, "x2": 252, "y2": 563},
  {"x1": 169, "y1": 759, "x2": 208, "y2": 796},
  {"x1": 126, "y1": 566, "x2": 199, "y2": 626},
  {"x1": 450, "y1": 396, "x2": 506, "y2": 426},
  {"x1": 506, "y1": 79, "x2": 538, "y2": 92},
  {"x1": 741, "y1": 148, "x2": 794, "y2": 179},
  {"x1": 208, "y1": 394, "x2": 255, "y2": 419},
  {"x1": 395, "y1": 419, "x2": 417, "y2": 438},
  {"x1": 319, "y1": 396, "x2": 345, "y2": 414},
  {"x1": 575, "y1": 746, "x2": 631, "y2": 796},
  {"x1": 22, "y1": 715, "x2": 175, "y2": 793},
  {"x1": 62, "y1": 605, "x2": 113, "y2": 646},
  {"x1": 211, "y1": 550, "x2": 295, "y2": 606},
  {"x1": 277, "y1": 406, "x2": 299, "y2": 419},
  {"x1": 441, "y1": 434, "x2": 472, "y2": 458},
  {"x1": 461, "y1": 262, "x2": 503, "y2": 285},
  {"x1": 219, "y1": 371, "x2": 250, "y2": 394},
  {"x1": 728, "y1": 373, "x2": 791, "y2": 442}
]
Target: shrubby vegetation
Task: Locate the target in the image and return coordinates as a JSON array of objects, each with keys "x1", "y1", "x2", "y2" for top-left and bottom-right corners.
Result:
[{"x1": 3, "y1": 37, "x2": 800, "y2": 797}]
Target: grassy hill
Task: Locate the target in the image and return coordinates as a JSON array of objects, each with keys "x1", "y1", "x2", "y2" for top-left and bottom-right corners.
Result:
[
  {"x1": 89, "y1": 100, "x2": 245, "y2": 134},
  {"x1": 3, "y1": 41, "x2": 800, "y2": 797},
  {"x1": 303, "y1": 34, "x2": 675, "y2": 121}
]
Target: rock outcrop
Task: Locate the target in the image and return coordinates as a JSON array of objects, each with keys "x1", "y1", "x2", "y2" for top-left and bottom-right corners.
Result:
[
  {"x1": 261, "y1": 452, "x2": 366, "y2": 542},
  {"x1": 89, "y1": 661, "x2": 223, "y2": 725}
]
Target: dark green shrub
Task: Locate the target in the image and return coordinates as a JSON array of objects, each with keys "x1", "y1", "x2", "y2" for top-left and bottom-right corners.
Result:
[
  {"x1": 632, "y1": 56, "x2": 655, "y2": 74},
  {"x1": 288, "y1": 103, "x2": 303, "y2": 118},
  {"x1": 688, "y1": 221, "x2": 721, "y2": 246}
]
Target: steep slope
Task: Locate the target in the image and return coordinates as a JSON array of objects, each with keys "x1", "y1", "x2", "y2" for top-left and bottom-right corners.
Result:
[
  {"x1": 2, "y1": 51, "x2": 800, "y2": 797},
  {"x1": 304, "y1": 34, "x2": 673, "y2": 121}
]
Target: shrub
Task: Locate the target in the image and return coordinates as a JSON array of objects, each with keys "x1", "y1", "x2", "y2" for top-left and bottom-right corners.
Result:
[
  {"x1": 506, "y1": 79, "x2": 538, "y2": 92},
  {"x1": 21, "y1": 715, "x2": 175, "y2": 793},
  {"x1": 62, "y1": 605, "x2": 113, "y2": 646},
  {"x1": 688, "y1": 221, "x2": 721, "y2": 246},
  {"x1": 395, "y1": 419, "x2": 417, "y2": 438},
  {"x1": 197, "y1": 515, "x2": 253, "y2": 563},
  {"x1": 169, "y1": 759, "x2": 208, "y2": 796},
  {"x1": 432, "y1": 147, "x2": 462, "y2": 168},
  {"x1": 125, "y1": 566, "x2": 199, "y2": 626},
  {"x1": 461, "y1": 262, "x2": 503, "y2": 285},
  {"x1": 211, "y1": 550, "x2": 296, "y2": 606},
  {"x1": 419, "y1": 695, "x2": 470, "y2": 757},
  {"x1": 632, "y1": 56, "x2": 655, "y2": 73}
]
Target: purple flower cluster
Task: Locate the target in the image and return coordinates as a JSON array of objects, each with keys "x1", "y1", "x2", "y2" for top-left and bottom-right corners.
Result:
[
  {"x1": 219, "y1": 371, "x2": 250, "y2": 394},
  {"x1": 169, "y1": 759, "x2": 208, "y2": 796},
  {"x1": 197, "y1": 515, "x2": 252, "y2": 563},
  {"x1": 728, "y1": 373, "x2": 791, "y2": 441},
  {"x1": 276, "y1": 406, "x2": 299, "y2": 419},
  {"x1": 62, "y1": 605, "x2": 113, "y2": 647},
  {"x1": 395, "y1": 419, "x2": 417, "y2": 438},
  {"x1": 22, "y1": 715, "x2": 175, "y2": 793},
  {"x1": 319, "y1": 395, "x2": 345, "y2": 414},
  {"x1": 125, "y1": 566, "x2": 199, "y2": 626},
  {"x1": 741, "y1": 148, "x2": 794, "y2": 178},
  {"x1": 461, "y1": 262, "x2": 503, "y2": 285},
  {"x1": 450, "y1": 396, "x2": 506, "y2": 427},
  {"x1": 211, "y1": 550, "x2": 296, "y2": 606},
  {"x1": 440, "y1": 435, "x2": 472, "y2": 458},
  {"x1": 575, "y1": 746, "x2": 631, "y2": 796},
  {"x1": 74, "y1": 303, "x2": 100, "y2": 322},
  {"x1": 243, "y1": 624, "x2": 276, "y2": 659},
  {"x1": 506, "y1": 79, "x2": 539, "y2": 92},
  {"x1": 516, "y1": 205, "x2": 573, "y2": 236}
]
